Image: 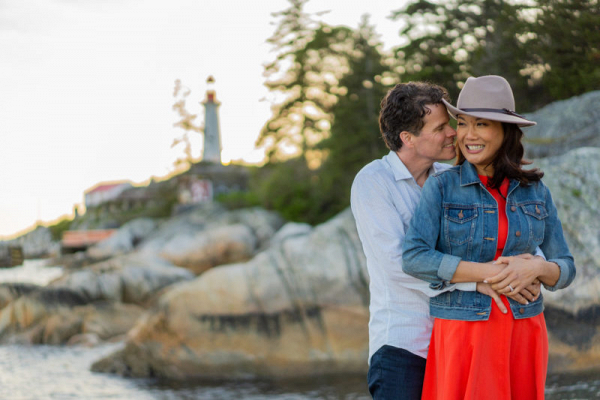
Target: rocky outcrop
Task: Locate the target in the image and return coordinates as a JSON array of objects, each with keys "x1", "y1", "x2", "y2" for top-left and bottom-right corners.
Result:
[
  {"x1": 50, "y1": 253, "x2": 194, "y2": 305},
  {"x1": 91, "y1": 211, "x2": 369, "y2": 379},
  {"x1": 533, "y1": 148, "x2": 600, "y2": 313},
  {"x1": 139, "y1": 206, "x2": 284, "y2": 274},
  {"x1": 0, "y1": 226, "x2": 60, "y2": 265},
  {"x1": 86, "y1": 218, "x2": 157, "y2": 260},
  {"x1": 158, "y1": 224, "x2": 257, "y2": 275},
  {"x1": 523, "y1": 91, "x2": 600, "y2": 159},
  {"x1": 0, "y1": 288, "x2": 145, "y2": 345},
  {"x1": 0, "y1": 254, "x2": 193, "y2": 345},
  {"x1": 532, "y1": 147, "x2": 600, "y2": 372}
]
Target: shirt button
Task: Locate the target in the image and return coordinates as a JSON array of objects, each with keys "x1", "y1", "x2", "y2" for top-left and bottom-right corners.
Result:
[
  {"x1": 519, "y1": 308, "x2": 525, "y2": 314},
  {"x1": 515, "y1": 231, "x2": 521, "y2": 237},
  {"x1": 510, "y1": 206, "x2": 516, "y2": 212}
]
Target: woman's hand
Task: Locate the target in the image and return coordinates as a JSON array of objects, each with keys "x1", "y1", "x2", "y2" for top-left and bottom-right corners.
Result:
[
  {"x1": 484, "y1": 255, "x2": 542, "y2": 295},
  {"x1": 504, "y1": 279, "x2": 541, "y2": 303},
  {"x1": 476, "y1": 281, "x2": 539, "y2": 314}
]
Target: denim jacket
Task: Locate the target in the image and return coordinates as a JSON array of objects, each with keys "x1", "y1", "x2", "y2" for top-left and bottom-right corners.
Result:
[{"x1": 402, "y1": 161, "x2": 576, "y2": 321}]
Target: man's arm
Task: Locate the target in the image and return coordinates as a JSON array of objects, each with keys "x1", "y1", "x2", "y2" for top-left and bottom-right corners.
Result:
[{"x1": 351, "y1": 169, "x2": 476, "y2": 297}]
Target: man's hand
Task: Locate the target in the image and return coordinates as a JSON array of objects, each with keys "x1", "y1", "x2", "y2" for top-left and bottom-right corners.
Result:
[{"x1": 476, "y1": 282, "x2": 507, "y2": 313}]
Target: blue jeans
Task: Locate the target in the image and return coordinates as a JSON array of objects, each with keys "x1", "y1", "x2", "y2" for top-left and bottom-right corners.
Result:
[{"x1": 367, "y1": 345, "x2": 426, "y2": 400}]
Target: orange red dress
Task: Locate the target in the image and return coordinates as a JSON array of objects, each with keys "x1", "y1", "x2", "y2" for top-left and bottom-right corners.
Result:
[{"x1": 421, "y1": 176, "x2": 548, "y2": 400}]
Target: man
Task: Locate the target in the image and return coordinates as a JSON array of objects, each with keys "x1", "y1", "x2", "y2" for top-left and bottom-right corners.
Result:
[{"x1": 351, "y1": 82, "x2": 537, "y2": 399}]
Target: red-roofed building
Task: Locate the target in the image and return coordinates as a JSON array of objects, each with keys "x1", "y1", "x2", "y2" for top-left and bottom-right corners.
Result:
[{"x1": 84, "y1": 181, "x2": 132, "y2": 208}]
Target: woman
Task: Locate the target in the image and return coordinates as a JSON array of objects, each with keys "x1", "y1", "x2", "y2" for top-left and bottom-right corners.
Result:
[{"x1": 401, "y1": 75, "x2": 576, "y2": 400}]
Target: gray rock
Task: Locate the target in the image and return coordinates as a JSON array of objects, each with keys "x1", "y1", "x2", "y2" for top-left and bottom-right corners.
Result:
[
  {"x1": 271, "y1": 222, "x2": 313, "y2": 244},
  {"x1": 92, "y1": 208, "x2": 369, "y2": 379},
  {"x1": 0, "y1": 253, "x2": 189, "y2": 344},
  {"x1": 532, "y1": 147, "x2": 600, "y2": 313},
  {"x1": 523, "y1": 91, "x2": 600, "y2": 159},
  {"x1": 139, "y1": 207, "x2": 284, "y2": 274},
  {"x1": 0, "y1": 226, "x2": 60, "y2": 261},
  {"x1": 86, "y1": 218, "x2": 157, "y2": 259},
  {"x1": 50, "y1": 253, "x2": 194, "y2": 305},
  {"x1": 159, "y1": 224, "x2": 258, "y2": 274}
]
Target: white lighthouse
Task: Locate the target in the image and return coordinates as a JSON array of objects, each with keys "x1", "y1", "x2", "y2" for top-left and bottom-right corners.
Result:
[{"x1": 201, "y1": 76, "x2": 222, "y2": 164}]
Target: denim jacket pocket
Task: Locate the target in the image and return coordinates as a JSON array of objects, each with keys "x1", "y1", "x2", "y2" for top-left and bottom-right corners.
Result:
[
  {"x1": 444, "y1": 206, "x2": 477, "y2": 245},
  {"x1": 521, "y1": 203, "x2": 548, "y2": 242}
]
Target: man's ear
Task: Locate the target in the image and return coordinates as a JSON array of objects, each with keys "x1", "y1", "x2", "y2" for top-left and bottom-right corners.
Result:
[{"x1": 399, "y1": 131, "x2": 413, "y2": 147}]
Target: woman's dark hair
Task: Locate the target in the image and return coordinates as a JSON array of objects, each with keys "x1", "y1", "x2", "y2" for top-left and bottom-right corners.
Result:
[
  {"x1": 455, "y1": 122, "x2": 544, "y2": 187},
  {"x1": 379, "y1": 82, "x2": 450, "y2": 151}
]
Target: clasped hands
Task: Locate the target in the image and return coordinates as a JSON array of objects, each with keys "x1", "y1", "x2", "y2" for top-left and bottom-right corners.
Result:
[{"x1": 476, "y1": 254, "x2": 542, "y2": 314}]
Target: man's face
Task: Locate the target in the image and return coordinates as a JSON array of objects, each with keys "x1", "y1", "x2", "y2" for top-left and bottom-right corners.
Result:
[{"x1": 410, "y1": 103, "x2": 457, "y2": 162}]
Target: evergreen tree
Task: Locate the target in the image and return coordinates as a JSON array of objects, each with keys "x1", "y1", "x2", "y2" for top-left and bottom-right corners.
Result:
[
  {"x1": 316, "y1": 16, "x2": 393, "y2": 220},
  {"x1": 524, "y1": 0, "x2": 600, "y2": 100},
  {"x1": 257, "y1": 0, "x2": 353, "y2": 166},
  {"x1": 390, "y1": 0, "x2": 539, "y2": 107},
  {"x1": 390, "y1": 0, "x2": 599, "y2": 109}
]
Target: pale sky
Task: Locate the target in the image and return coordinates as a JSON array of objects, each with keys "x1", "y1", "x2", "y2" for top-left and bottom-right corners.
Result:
[{"x1": 0, "y1": 0, "x2": 406, "y2": 238}]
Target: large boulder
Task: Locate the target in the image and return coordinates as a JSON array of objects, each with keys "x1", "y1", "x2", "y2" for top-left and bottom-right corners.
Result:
[
  {"x1": 523, "y1": 91, "x2": 600, "y2": 159},
  {"x1": 532, "y1": 147, "x2": 600, "y2": 372},
  {"x1": 158, "y1": 224, "x2": 257, "y2": 275},
  {"x1": 533, "y1": 147, "x2": 600, "y2": 313},
  {"x1": 91, "y1": 209, "x2": 369, "y2": 379}
]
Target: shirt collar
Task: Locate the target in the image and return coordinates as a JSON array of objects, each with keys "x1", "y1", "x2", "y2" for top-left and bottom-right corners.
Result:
[
  {"x1": 385, "y1": 151, "x2": 413, "y2": 181},
  {"x1": 385, "y1": 151, "x2": 447, "y2": 182}
]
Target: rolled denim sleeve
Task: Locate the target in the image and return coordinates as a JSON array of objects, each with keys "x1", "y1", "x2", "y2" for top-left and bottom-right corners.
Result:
[
  {"x1": 402, "y1": 174, "x2": 461, "y2": 289},
  {"x1": 540, "y1": 185, "x2": 576, "y2": 291}
]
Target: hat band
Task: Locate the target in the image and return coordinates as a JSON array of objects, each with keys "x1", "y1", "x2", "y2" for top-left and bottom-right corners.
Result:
[{"x1": 459, "y1": 108, "x2": 525, "y2": 119}]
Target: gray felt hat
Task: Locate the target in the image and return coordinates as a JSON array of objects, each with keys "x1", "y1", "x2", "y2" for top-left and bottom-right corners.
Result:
[{"x1": 442, "y1": 75, "x2": 536, "y2": 127}]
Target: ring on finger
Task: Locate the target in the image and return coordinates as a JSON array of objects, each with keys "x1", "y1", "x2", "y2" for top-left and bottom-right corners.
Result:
[{"x1": 508, "y1": 284, "x2": 514, "y2": 292}]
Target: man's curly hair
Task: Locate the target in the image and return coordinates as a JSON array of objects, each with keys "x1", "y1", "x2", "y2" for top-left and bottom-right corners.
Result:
[{"x1": 379, "y1": 82, "x2": 450, "y2": 151}]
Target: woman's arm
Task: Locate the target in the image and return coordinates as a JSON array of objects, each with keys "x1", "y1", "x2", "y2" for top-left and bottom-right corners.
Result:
[{"x1": 402, "y1": 175, "x2": 459, "y2": 289}]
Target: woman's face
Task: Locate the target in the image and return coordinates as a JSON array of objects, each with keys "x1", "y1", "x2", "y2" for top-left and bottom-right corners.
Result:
[{"x1": 456, "y1": 115, "x2": 504, "y2": 176}]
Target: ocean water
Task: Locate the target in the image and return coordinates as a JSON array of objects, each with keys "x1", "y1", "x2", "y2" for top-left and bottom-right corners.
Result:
[
  {"x1": 0, "y1": 343, "x2": 598, "y2": 400},
  {"x1": 0, "y1": 261, "x2": 598, "y2": 399}
]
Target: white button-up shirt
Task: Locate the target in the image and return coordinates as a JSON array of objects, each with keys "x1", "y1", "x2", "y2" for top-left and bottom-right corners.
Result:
[{"x1": 351, "y1": 151, "x2": 476, "y2": 362}]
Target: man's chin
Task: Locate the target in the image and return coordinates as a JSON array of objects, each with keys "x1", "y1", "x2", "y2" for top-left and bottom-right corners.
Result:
[{"x1": 439, "y1": 150, "x2": 456, "y2": 161}]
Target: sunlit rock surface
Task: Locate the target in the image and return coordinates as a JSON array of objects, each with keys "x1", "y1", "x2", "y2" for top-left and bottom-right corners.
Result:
[{"x1": 91, "y1": 209, "x2": 369, "y2": 379}]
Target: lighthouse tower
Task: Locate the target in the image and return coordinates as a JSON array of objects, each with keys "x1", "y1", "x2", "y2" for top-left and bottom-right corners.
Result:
[{"x1": 201, "y1": 76, "x2": 222, "y2": 164}]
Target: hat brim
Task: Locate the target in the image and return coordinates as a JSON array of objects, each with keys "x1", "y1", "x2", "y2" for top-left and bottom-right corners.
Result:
[{"x1": 442, "y1": 99, "x2": 536, "y2": 127}]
